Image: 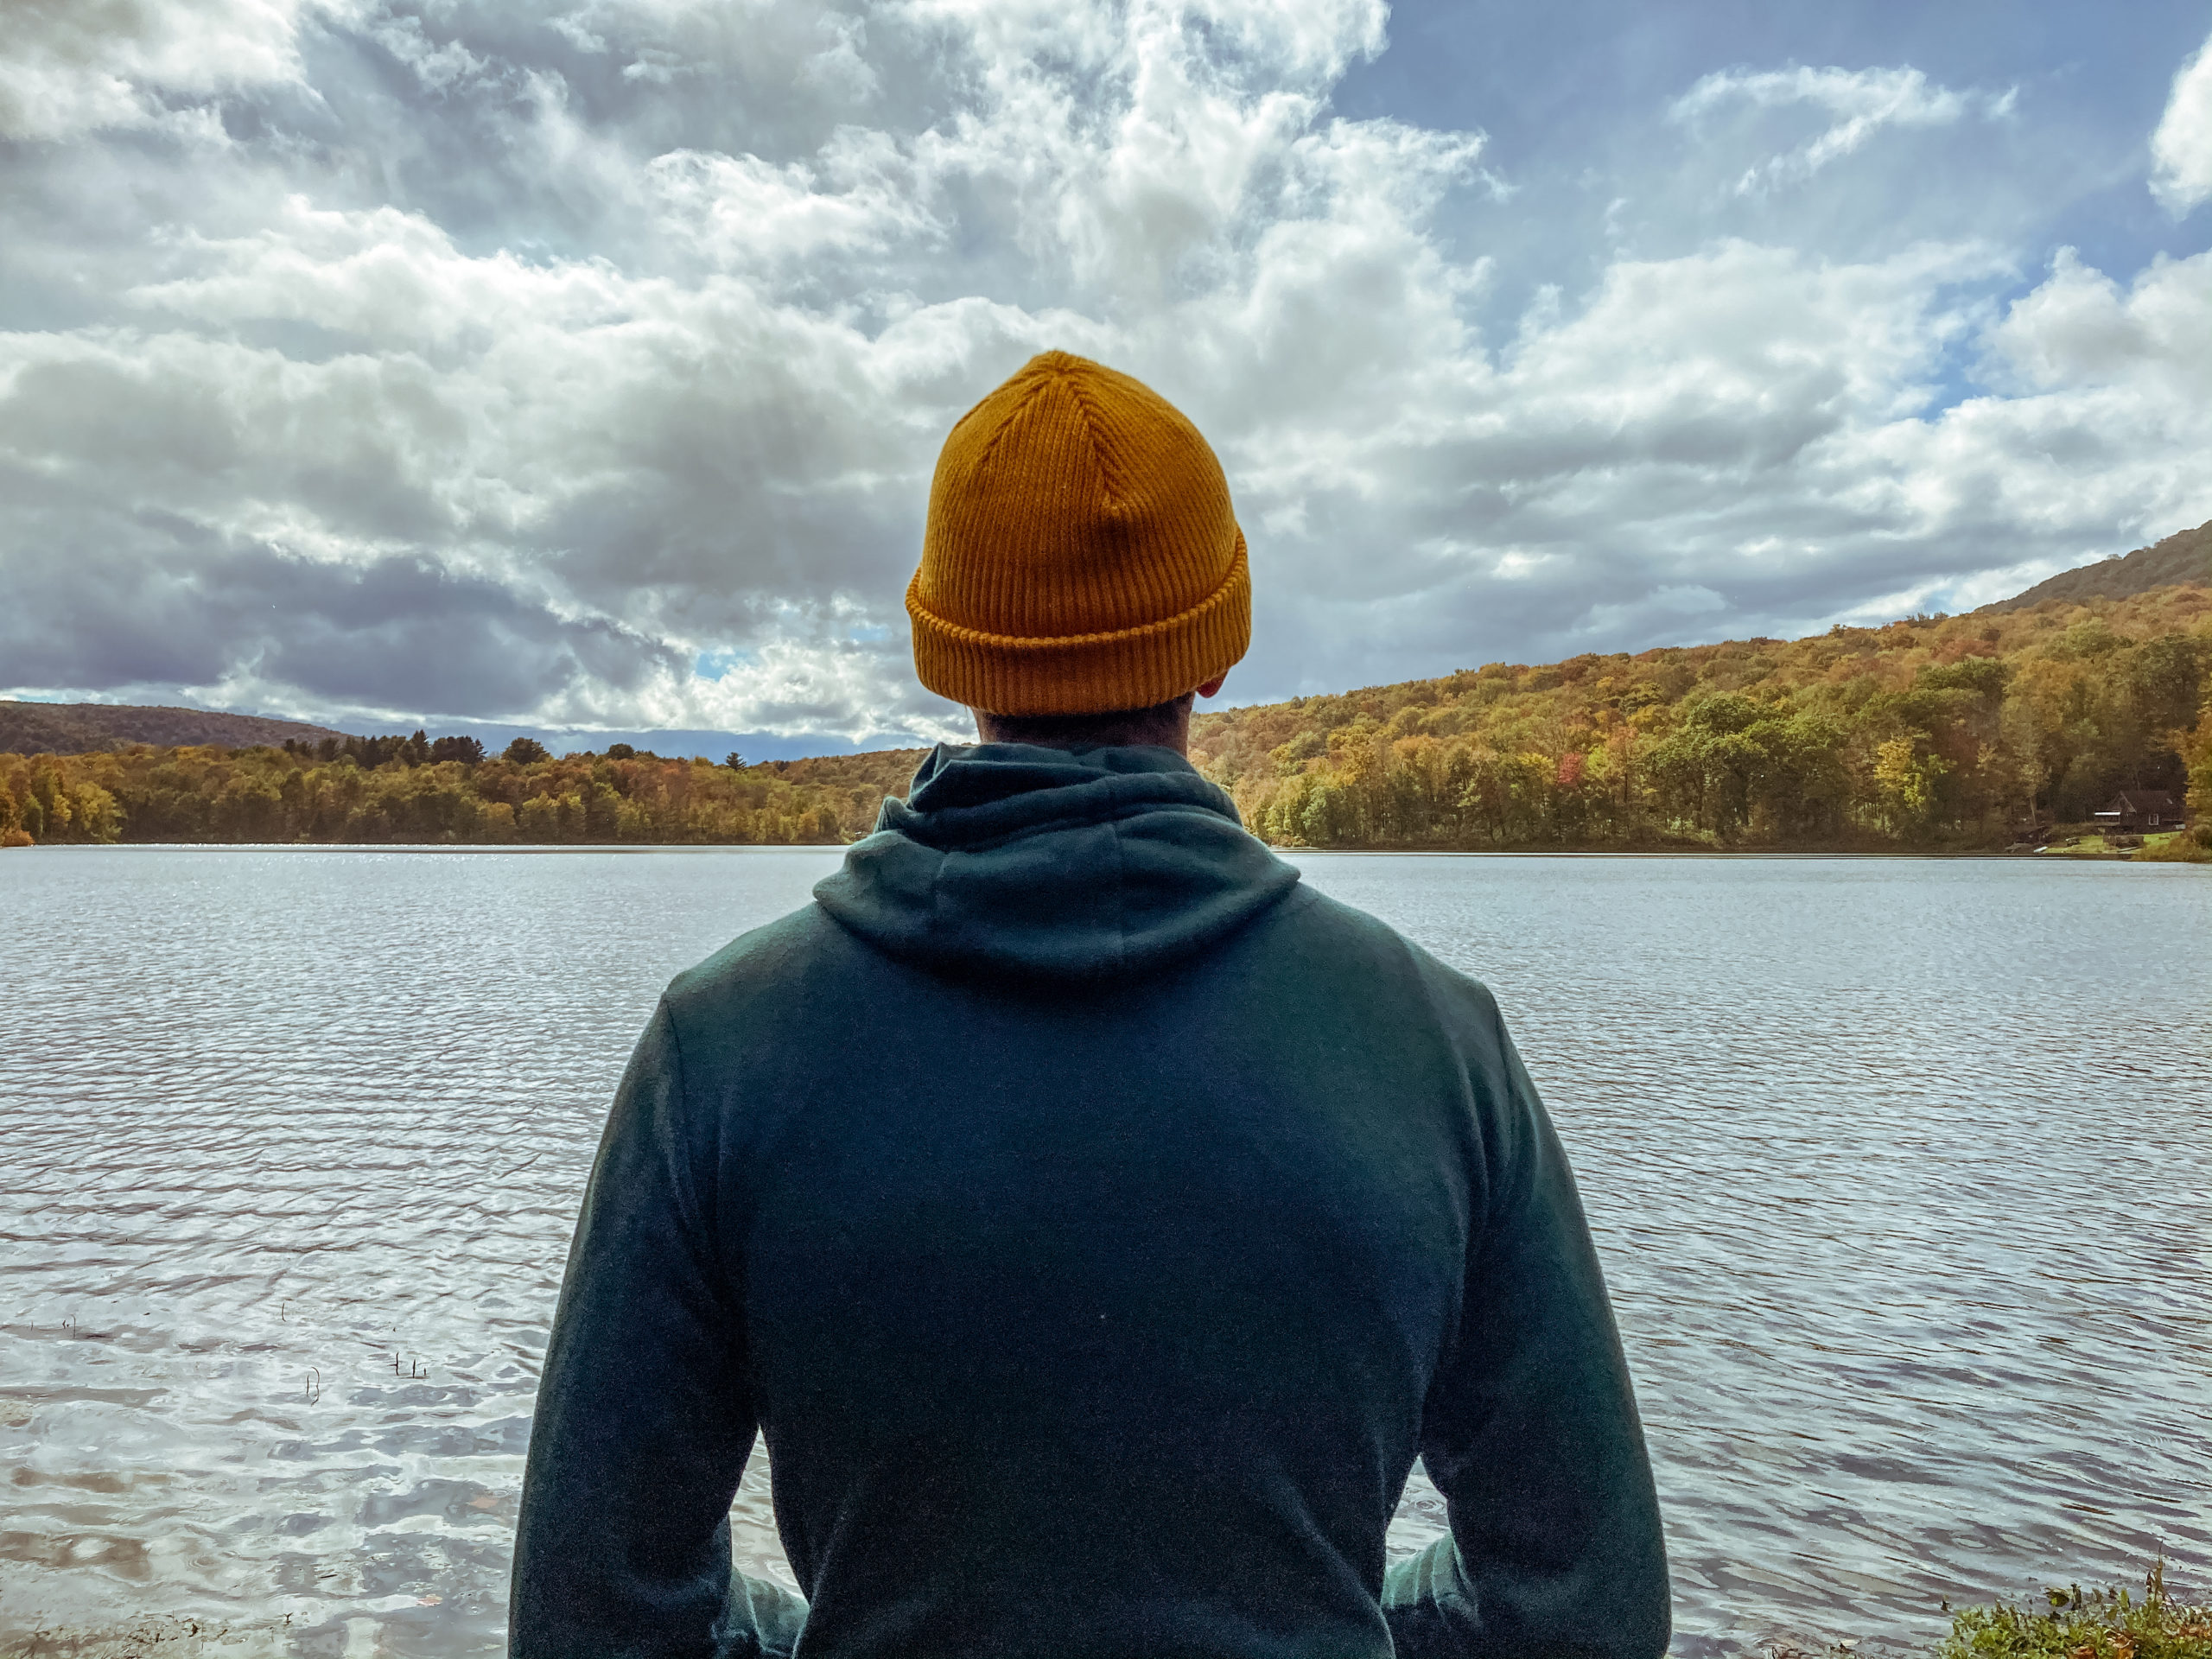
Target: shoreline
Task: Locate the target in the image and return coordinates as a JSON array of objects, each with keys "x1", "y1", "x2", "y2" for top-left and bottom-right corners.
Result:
[{"x1": 4, "y1": 840, "x2": 2203, "y2": 862}]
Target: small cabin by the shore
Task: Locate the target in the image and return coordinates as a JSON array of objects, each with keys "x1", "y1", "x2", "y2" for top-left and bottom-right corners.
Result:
[{"x1": 2093, "y1": 789, "x2": 2185, "y2": 831}]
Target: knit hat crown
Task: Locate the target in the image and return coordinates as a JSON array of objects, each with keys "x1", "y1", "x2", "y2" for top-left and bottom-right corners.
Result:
[{"x1": 907, "y1": 351, "x2": 1250, "y2": 716}]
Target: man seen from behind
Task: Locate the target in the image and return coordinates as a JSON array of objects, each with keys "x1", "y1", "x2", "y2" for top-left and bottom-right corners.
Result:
[{"x1": 512, "y1": 350, "x2": 1671, "y2": 1659}]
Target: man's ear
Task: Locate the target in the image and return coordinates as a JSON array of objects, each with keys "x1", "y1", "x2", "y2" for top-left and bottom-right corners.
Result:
[{"x1": 1196, "y1": 673, "x2": 1228, "y2": 699}]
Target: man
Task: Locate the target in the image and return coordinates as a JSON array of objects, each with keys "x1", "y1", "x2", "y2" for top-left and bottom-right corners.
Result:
[{"x1": 511, "y1": 352, "x2": 1669, "y2": 1658}]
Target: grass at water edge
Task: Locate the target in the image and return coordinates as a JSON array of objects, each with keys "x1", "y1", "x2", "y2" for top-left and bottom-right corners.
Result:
[{"x1": 1937, "y1": 1563, "x2": 2212, "y2": 1659}]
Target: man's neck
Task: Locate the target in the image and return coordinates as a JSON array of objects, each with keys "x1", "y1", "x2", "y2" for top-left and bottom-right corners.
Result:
[{"x1": 971, "y1": 701, "x2": 1193, "y2": 755}]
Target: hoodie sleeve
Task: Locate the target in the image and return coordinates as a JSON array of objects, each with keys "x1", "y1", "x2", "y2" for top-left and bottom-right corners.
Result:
[
  {"x1": 510, "y1": 999, "x2": 807, "y2": 1659},
  {"x1": 1382, "y1": 984, "x2": 1670, "y2": 1659}
]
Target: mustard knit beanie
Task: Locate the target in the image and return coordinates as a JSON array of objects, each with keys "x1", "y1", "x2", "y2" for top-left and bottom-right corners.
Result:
[{"x1": 907, "y1": 351, "x2": 1250, "y2": 715}]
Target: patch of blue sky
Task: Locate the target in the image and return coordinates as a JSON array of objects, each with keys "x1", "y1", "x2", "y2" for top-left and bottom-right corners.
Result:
[
  {"x1": 694, "y1": 650, "x2": 759, "y2": 683},
  {"x1": 1350, "y1": 0, "x2": 2212, "y2": 423}
]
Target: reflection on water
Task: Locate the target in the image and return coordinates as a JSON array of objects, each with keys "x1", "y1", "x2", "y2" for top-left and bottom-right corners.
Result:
[{"x1": 2, "y1": 847, "x2": 2207, "y2": 1656}]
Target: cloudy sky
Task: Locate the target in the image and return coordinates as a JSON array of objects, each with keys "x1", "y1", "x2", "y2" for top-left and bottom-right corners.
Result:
[{"x1": 3, "y1": 0, "x2": 2210, "y2": 751}]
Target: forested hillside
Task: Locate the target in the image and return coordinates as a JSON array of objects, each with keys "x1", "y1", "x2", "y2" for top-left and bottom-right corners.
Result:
[
  {"x1": 0, "y1": 700, "x2": 345, "y2": 755},
  {"x1": 1190, "y1": 586, "x2": 2212, "y2": 849},
  {"x1": 4, "y1": 588, "x2": 2207, "y2": 852},
  {"x1": 0, "y1": 733, "x2": 922, "y2": 849},
  {"x1": 1980, "y1": 517, "x2": 2210, "y2": 613}
]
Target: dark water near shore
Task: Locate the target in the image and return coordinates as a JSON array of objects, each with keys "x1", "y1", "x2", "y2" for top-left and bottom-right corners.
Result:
[{"x1": 3, "y1": 847, "x2": 2208, "y2": 1656}]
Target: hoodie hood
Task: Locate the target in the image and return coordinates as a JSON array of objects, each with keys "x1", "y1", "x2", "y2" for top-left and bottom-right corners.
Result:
[{"x1": 813, "y1": 743, "x2": 1301, "y2": 985}]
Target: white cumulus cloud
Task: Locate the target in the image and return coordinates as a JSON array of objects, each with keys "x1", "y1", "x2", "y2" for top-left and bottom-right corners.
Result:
[
  {"x1": 2150, "y1": 28, "x2": 2212, "y2": 215},
  {"x1": 0, "y1": 0, "x2": 308, "y2": 140}
]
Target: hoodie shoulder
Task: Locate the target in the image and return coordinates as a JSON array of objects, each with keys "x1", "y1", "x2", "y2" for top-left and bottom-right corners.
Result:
[
  {"x1": 1265, "y1": 886, "x2": 1512, "y2": 1065},
  {"x1": 662, "y1": 901, "x2": 869, "y2": 1029},
  {"x1": 1272, "y1": 885, "x2": 1497, "y2": 999}
]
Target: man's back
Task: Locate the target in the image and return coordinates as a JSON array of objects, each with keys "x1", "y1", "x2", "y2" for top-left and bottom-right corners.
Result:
[{"x1": 512, "y1": 745, "x2": 1668, "y2": 1659}]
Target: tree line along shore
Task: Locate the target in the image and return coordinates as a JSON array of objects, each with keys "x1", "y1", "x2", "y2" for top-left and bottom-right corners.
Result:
[
  {"x1": 3, "y1": 587, "x2": 2207, "y2": 856},
  {"x1": 1195, "y1": 586, "x2": 2210, "y2": 856},
  {"x1": 0, "y1": 734, "x2": 918, "y2": 850}
]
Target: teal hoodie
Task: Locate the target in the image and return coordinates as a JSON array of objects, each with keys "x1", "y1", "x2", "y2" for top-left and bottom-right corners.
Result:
[{"x1": 511, "y1": 744, "x2": 1668, "y2": 1659}]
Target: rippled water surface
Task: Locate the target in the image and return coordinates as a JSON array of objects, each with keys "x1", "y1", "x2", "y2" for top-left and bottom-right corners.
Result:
[{"x1": 3, "y1": 847, "x2": 2208, "y2": 1656}]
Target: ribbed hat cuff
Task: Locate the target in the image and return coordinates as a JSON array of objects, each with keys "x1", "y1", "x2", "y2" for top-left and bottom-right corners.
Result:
[{"x1": 909, "y1": 543, "x2": 1250, "y2": 716}]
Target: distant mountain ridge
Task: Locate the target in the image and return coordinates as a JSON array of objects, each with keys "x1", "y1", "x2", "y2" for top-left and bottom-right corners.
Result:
[
  {"x1": 1978, "y1": 517, "x2": 2212, "y2": 613},
  {"x1": 7, "y1": 518, "x2": 2207, "y2": 760},
  {"x1": 0, "y1": 701, "x2": 346, "y2": 756},
  {"x1": 15, "y1": 586, "x2": 2203, "y2": 850}
]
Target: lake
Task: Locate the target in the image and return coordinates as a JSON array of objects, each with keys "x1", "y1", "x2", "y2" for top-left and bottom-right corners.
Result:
[{"x1": 3, "y1": 847, "x2": 2208, "y2": 1656}]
